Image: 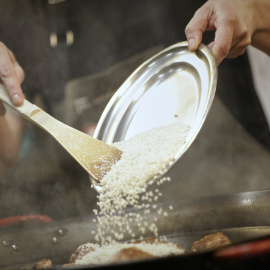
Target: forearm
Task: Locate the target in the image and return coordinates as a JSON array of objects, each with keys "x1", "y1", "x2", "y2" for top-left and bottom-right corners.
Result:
[
  {"x1": 0, "y1": 111, "x2": 25, "y2": 177},
  {"x1": 252, "y1": 0, "x2": 270, "y2": 55},
  {"x1": 0, "y1": 42, "x2": 25, "y2": 177}
]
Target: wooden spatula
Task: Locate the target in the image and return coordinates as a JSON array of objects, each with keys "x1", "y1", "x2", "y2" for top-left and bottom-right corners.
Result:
[{"x1": 0, "y1": 84, "x2": 122, "y2": 182}]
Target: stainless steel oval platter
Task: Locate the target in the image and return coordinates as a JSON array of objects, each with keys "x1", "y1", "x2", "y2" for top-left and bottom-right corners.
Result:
[{"x1": 91, "y1": 41, "x2": 217, "y2": 191}]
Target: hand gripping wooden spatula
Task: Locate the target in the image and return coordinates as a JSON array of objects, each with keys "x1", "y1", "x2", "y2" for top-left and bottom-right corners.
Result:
[{"x1": 0, "y1": 84, "x2": 122, "y2": 182}]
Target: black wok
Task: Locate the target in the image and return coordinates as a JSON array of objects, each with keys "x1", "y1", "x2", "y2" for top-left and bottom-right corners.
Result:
[{"x1": 1, "y1": 190, "x2": 270, "y2": 269}]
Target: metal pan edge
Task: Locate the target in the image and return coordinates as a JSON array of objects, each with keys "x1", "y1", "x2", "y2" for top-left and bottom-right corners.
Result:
[{"x1": 91, "y1": 41, "x2": 217, "y2": 191}]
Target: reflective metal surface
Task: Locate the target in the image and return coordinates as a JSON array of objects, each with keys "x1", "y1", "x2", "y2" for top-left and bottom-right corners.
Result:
[
  {"x1": 91, "y1": 41, "x2": 217, "y2": 190},
  {"x1": 1, "y1": 190, "x2": 270, "y2": 269}
]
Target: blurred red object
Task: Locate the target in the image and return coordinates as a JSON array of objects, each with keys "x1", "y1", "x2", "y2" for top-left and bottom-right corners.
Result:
[
  {"x1": 214, "y1": 237, "x2": 270, "y2": 260},
  {"x1": 0, "y1": 214, "x2": 53, "y2": 227}
]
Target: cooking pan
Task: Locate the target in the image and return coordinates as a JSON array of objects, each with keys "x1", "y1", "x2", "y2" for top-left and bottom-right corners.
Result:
[{"x1": 1, "y1": 190, "x2": 270, "y2": 269}]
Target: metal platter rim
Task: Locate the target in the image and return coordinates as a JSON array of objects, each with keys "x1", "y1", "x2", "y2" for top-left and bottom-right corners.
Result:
[{"x1": 91, "y1": 41, "x2": 217, "y2": 191}]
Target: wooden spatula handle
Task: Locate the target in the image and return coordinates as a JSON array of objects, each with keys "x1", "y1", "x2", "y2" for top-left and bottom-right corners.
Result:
[{"x1": 0, "y1": 83, "x2": 40, "y2": 119}]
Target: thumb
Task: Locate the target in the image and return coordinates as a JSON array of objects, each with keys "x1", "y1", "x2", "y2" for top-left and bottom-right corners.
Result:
[{"x1": 185, "y1": 4, "x2": 211, "y2": 51}]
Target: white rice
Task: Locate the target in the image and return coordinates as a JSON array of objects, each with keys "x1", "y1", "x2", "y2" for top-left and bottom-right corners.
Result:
[
  {"x1": 75, "y1": 242, "x2": 184, "y2": 265},
  {"x1": 92, "y1": 120, "x2": 190, "y2": 245}
]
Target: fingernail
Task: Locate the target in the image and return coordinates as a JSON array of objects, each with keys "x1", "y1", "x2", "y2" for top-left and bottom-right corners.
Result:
[
  {"x1": 12, "y1": 94, "x2": 23, "y2": 105},
  {"x1": 188, "y1": 38, "x2": 196, "y2": 51}
]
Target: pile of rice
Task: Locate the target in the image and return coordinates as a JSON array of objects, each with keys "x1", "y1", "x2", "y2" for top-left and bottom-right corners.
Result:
[
  {"x1": 74, "y1": 241, "x2": 184, "y2": 265},
  {"x1": 92, "y1": 120, "x2": 190, "y2": 244}
]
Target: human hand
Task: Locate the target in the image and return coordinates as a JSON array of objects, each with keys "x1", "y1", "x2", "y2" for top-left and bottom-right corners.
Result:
[
  {"x1": 0, "y1": 42, "x2": 24, "y2": 116},
  {"x1": 185, "y1": 0, "x2": 262, "y2": 65}
]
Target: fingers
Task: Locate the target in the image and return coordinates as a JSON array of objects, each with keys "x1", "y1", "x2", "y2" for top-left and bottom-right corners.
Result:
[
  {"x1": 211, "y1": 13, "x2": 251, "y2": 64},
  {"x1": 185, "y1": 4, "x2": 211, "y2": 52},
  {"x1": 0, "y1": 42, "x2": 24, "y2": 106},
  {"x1": 186, "y1": 2, "x2": 235, "y2": 65},
  {"x1": 8, "y1": 50, "x2": 25, "y2": 84},
  {"x1": 210, "y1": 16, "x2": 235, "y2": 65},
  {"x1": 226, "y1": 39, "x2": 249, "y2": 58},
  {"x1": 185, "y1": 0, "x2": 254, "y2": 65}
]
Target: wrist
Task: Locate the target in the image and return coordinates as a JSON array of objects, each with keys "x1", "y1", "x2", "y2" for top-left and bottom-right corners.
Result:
[
  {"x1": 251, "y1": 0, "x2": 270, "y2": 32},
  {"x1": 249, "y1": 0, "x2": 270, "y2": 54}
]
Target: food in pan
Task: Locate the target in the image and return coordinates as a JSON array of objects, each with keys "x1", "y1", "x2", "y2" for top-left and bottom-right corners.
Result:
[
  {"x1": 68, "y1": 237, "x2": 184, "y2": 266},
  {"x1": 191, "y1": 232, "x2": 232, "y2": 252},
  {"x1": 68, "y1": 233, "x2": 231, "y2": 266},
  {"x1": 24, "y1": 233, "x2": 231, "y2": 269},
  {"x1": 20, "y1": 258, "x2": 52, "y2": 269}
]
